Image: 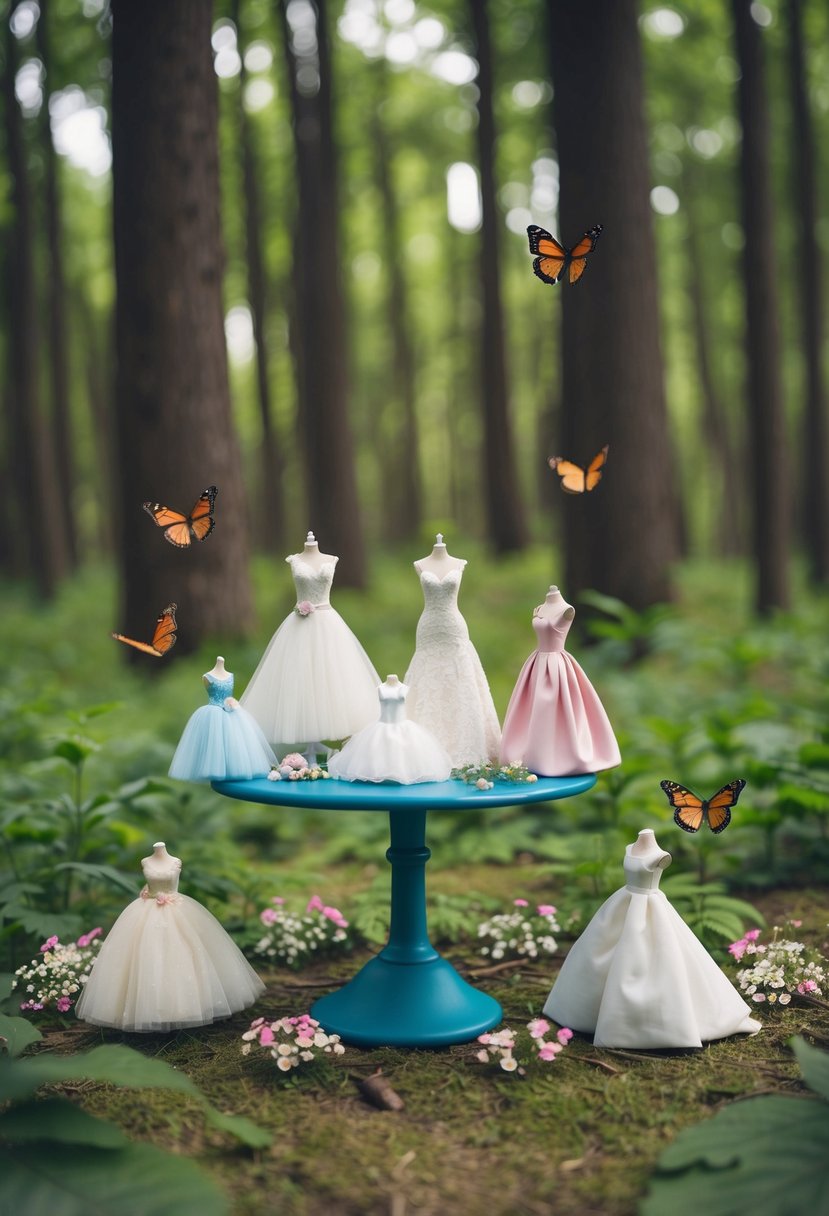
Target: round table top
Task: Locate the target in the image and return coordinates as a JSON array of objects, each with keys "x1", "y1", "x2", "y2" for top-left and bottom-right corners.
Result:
[{"x1": 211, "y1": 772, "x2": 596, "y2": 812}]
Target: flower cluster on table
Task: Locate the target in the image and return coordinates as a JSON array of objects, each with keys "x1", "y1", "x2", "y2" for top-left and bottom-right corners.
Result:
[
  {"x1": 730, "y1": 923, "x2": 827, "y2": 1005},
  {"x1": 241, "y1": 1014, "x2": 345, "y2": 1071},
  {"x1": 13, "y1": 928, "x2": 103, "y2": 1013},
  {"x1": 254, "y1": 894, "x2": 351, "y2": 968},
  {"x1": 452, "y1": 760, "x2": 538, "y2": 789},
  {"x1": 476, "y1": 1020, "x2": 573, "y2": 1073},
  {"x1": 267, "y1": 751, "x2": 331, "y2": 781}
]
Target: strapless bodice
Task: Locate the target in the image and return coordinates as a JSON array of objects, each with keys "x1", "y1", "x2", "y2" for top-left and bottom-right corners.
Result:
[
  {"x1": 288, "y1": 557, "x2": 336, "y2": 607},
  {"x1": 205, "y1": 673, "x2": 234, "y2": 705},
  {"x1": 377, "y1": 686, "x2": 408, "y2": 725},
  {"x1": 622, "y1": 848, "x2": 670, "y2": 893},
  {"x1": 416, "y1": 569, "x2": 469, "y2": 644},
  {"x1": 532, "y1": 613, "x2": 572, "y2": 654},
  {"x1": 141, "y1": 858, "x2": 182, "y2": 896}
]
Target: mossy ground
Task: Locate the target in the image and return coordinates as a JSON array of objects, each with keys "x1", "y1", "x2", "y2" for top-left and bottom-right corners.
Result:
[{"x1": 41, "y1": 878, "x2": 829, "y2": 1216}]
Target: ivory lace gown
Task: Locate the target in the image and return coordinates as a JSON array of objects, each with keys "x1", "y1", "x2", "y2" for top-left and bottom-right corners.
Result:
[
  {"x1": 241, "y1": 555, "x2": 380, "y2": 745},
  {"x1": 403, "y1": 567, "x2": 500, "y2": 767},
  {"x1": 75, "y1": 853, "x2": 264, "y2": 1032},
  {"x1": 328, "y1": 680, "x2": 452, "y2": 784},
  {"x1": 543, "y1": 843, "x2": 761, "y2": 1048}
]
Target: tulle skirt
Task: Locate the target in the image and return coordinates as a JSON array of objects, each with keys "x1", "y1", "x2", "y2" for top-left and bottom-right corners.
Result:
[
  {"x1": 75, "y1": 895, "x2": 264, "y2": 1032},
  {"x1": 241, "y1": 609, "x2": 380, "y2": 744},
  {"x1": 500, "y1": 650, "x2": 620, "y2": 776},
  {"x1": 543, "y1": 888, "x2": 760, "y2": 1048},
  {"x1": 169, "y1": 704, "x2": 276, "y2": 782},
  {"x1": 328, "y1": 719, "x2": 452, "y2": 784}
]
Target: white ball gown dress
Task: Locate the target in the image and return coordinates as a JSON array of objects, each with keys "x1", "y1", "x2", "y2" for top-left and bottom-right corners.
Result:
[
  {"x1": 328, "y1": 679, "x2": 452, "y2": 784},
  {"x1": 75, "y1": 847, "x2": 264, "y2": 1032},
  {"x1": 403, "y1": 565, "x2": 501, "y2": 767},
  {"x1": 543, "y1": 834, "x2": 761, "y2": 1048},
  {"x1": 240, "y1": 554, "x2": 380, "y2": 745},
  {"x1": 169, "y1": 672, "x2": 276, "y2": 782}
]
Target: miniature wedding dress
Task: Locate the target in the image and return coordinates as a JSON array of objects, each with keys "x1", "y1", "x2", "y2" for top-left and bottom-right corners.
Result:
[
  {"x1": 500, "y1": 593, "x2": 620, "y2": 776},
  {"x1": 328, "y1": 676, "x2": 452, "y2": 784},
  {"x1": 404, "y1": 565, "x2": 500, "y2": 767},
  {"x1": 169, "y1": 666, "x2": 276, "y2": 782},
  {"x1": 75, "y1": 843, "x2": 264, "y2": 1032},
  {"x1": 241, "y1": 551, "x2": 380, "y2": 745},
  {"x1": 543, "y1": 831, "x2": 761, "y2": 1048}
]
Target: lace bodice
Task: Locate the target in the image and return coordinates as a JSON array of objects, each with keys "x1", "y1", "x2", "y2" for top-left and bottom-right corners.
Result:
[
  {"x1": 141, "y1": 856, "x2": 182, "y2": 897},
  {"x1": 531, "y1": 612, "x2": 573, "y2": 654},
  {"x1": 415, "y1": 569, "x2": 470, "y2": 646},
  {"x1": 205, "y1": 673, "x2": 234, "y2": 705},
  {"x1": 288, "y1": 556, "x2": 336, "y2": 607},
  {"x1": 377, "y1": 682, "x2": 408, "y2": 725},
  {"x1": 623, "y1": 848, "x2": 670, "y2": 893}
]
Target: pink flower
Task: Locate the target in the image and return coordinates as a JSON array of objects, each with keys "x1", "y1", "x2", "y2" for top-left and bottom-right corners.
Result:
[
  {"x1": 513, "y1": 899, "x2": 529, "y2": 908},
  {"x1": 282, "y1": 753, "x2": 307, "y2": 769},
  {"x1": 272, "y1": 897, "x2": 285, "y2": 905},
  {"x1": 322, "y1": 905, "x2": 348, "y2": 929},
  {"x1": 260, "y1": 908, "x2": 278, "y2": 925},
  {"x1": 259, "y1": 1025, "x2": 275, "y2": 1046},
  {"x1": 475, "y1": 777, "x2": 493, "y2": 790},
  {"x1": 306, "y1": 895, "x2": 324, "y2": 913},
  {"x1": 790, "y1": 919, "x2": 803, "y2": 928},
  {"x1": 55, "y1": 996, "x2": 72, "y2": 1013},
  {"x1": 556, "y1": 1027, "x2": 573, "y2": 1046},
  {"x1": 527, "y1": 1018, "x2": 550, "y2": 1040},
  {"x1": 537, "y1": 905, "x2": 557, "y2": 917},
  {"x1": 798, "y1": 980, "x2": 818, "y2": 994},
  {"x1": 76, "y1": 928, "x2": 102, "y2": 948},
  {"x1": 752, "y1": 993, "x2": 766, "y2": 1002},
  {"x1": 744, "y1": 928, "x2": 761, "y2": 941},
  {"x1": 537, "y1": 1041, "x2": 563, "y2": 1062},
  {"x1": 295, "y1": 601, "x2": 315, "y2": 617},
  {"x1": 39, "y1": 935, "x2": 59, "y2": 953},
  {"x1": 728, "y1": 939, "x2": 747, "y2": 960},
  {"x1": 475, "y1": 1049, "x2": 490, "y2": 1064}
]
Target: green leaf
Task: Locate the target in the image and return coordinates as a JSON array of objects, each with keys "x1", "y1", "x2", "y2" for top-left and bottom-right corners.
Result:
[
  {"x1": 0, "y1": 1098, "x2": 128, "y2": 1147},
  {"x1": 0, "y1": 973, "x2": 14, "y2": 1003},
  {"x1": 792, "y1": 1036, "x2": 829, "y2": 1103},
  {"x1": 201, "y1": 1107, "x2": 272, "y2": 1149},
  {"x1": 0, "y1": 1014, "x2": 43, "y2": 1059},
  {"x1": 52, "y1": 738, "x2": 97, "y2": 766},
  {"x1": 0, "y1": 1140, "x2": 228, "y2": 1216},
  {"x1": 52, "y1": 862, "x2": 138, "y2": 894}
]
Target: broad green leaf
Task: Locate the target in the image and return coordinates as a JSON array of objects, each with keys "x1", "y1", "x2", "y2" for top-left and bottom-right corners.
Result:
[
  {"x1": 0, "y1": 974, "x2": 13, "y2": 1002},
  {"x1": 52, "y1": 862, "x2": 138, "y2": 893},
  {"x1": 52, "y1": 738, "x2": 97, "y2": 766},
  {"x1": 792, "y1": 1036, "x2": 829, "y2": 1103},
  {"x1": 0, "y1": 1140, "x2": 228, "y2": 1216},
  {"x1": 0, "y1": 1014, "x2": 43, "y2": 1059},
  {"x1": 0, "y1": 1098, "x2": 128, "y2": 1147},
  {"x1": 201, "y1": 1107, "x2": 272, "y2": 1149}
]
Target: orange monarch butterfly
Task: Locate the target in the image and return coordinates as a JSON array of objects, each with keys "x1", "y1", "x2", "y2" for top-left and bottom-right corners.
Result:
[
  {"x1": 548, "y1": 445, "x2": 609, "y2": 494},
  {"x1": 660, "y1": 778, "x2": 746, "y2": 834},
  {"x1": 142, "y1": 486, "x2": 217, "y2": 548},
  {"x1": 528, "y1": 223, "x2": 603, "y2": 286},
  {"x1": 112, "y1": 604, "x2": 178, "y2": 657}
]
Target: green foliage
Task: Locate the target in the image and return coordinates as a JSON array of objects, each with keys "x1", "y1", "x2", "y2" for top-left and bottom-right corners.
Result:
[
  {"x1": 660, "y1": 874, "x2": 764, "y2": 948},
  {"x1": 641, "y1": 1038, "x2": 829, "y2": 1216}
]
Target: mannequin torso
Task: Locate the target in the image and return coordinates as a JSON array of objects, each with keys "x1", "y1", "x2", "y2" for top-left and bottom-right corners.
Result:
[
  {"x1": 415, "y1": 534, "x2": 466, "y2": 580},
  {"x1": 289, "y1": 531, "x2": 337, "y2": 573}
]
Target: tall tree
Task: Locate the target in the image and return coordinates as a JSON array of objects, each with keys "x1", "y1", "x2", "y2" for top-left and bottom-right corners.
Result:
[
  {"x1": 732, "y1": 0, "x2": 791, "y2": 612},
  {"x1": 785, "y1": 0, "x2": 828, "y2": 583},
  {"x1": 468, "y1": 0, "x2": 528, "y2": 554},
  {"x1": 1, "y1": 3, "x2": 68, "y2": 596},
  {"x1": 547, "y1": 0, "x2": 678, "y2": 610},
  {"x1": 232, "y1": 0, "x2": 284, "y2": 554},
  {"x1": 278, "y1": 0, "x2": 366, "y2": 585},
  {"x1": 111, "y1": 0, "x2": 254, "y2": 654}
]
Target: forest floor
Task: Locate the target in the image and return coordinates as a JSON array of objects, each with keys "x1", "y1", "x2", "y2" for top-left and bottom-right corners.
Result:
[{"x1": 35, "y1": 875, "x2": 829, "y2": 1216}]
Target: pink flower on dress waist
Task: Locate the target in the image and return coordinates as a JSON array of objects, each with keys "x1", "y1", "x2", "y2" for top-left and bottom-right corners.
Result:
[
  {"x1": 155, "y1": 892, "x2": 177, "y2": 906},
  {"x1": 295, "y1": 601, "x2": 315, "y2": 617}
]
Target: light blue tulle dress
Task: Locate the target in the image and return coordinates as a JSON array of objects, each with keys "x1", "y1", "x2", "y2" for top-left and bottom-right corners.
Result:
[{"x1": 169, "y1": 672, "x2": 276, "y2": 782}]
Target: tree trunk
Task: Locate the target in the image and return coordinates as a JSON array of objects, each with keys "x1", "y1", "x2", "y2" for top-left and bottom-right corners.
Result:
[
  {"x1": 547, "y1": 0, "x2": 678, "y2": 610},
  {"x1": 1, "y1": 7, "x2": 68, "y2": 597},
  {"x1": 732, "y1": 0, "x2": 791, "y2": 612},
  {"x1": 232, "y1": 0, "x2": 284, "y2": 554},
  {"x1": 786, "y1": 0, "x2": 828, "y2": 583},
  {"x1": 36, "y1": 0, "x2": 79, "y2": 570},
  {"x1": 278, "y1": 0, "x2": 366, "y2": 586},
  {"x1": 468, "y1": 0, "x2": 528, "y2": 555},
  {"x1": 111, "y1": 0, "x2": 254, "y2": 657}
]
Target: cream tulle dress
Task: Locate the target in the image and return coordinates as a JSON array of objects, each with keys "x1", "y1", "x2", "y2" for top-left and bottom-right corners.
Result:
[
  {"x1": 75, "y1": 845, "x2": 264, "y2": 1032},
  {"x1": 404, "y1": 565, "x2": 500, "y2": 767},
  {"x1": 328, "y1": 677, "x2": 452, "y2": 784},
  {"x1": 543, "y1": 832, "x2": 761, "y2": 1049},
  {"x1": 240, "y1": 553, "x2": 380, "y2": 746}
]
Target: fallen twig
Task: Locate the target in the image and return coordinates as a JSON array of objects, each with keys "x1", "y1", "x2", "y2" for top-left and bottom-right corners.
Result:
[{"x1": 353, "y1": 1068, "x2": 405, "y2": 1111}]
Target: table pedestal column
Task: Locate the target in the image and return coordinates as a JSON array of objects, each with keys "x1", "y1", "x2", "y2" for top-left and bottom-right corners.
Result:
[{"x1": 312, "y1": 808, "x2": 501, "y2": 1047}]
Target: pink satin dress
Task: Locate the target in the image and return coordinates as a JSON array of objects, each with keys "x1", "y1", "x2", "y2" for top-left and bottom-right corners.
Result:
[{"x1": 499, "y1": 612, "x2": 620, "y2": 776}]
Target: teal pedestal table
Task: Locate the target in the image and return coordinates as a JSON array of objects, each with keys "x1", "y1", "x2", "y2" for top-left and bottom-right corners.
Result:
[{"x1": 212, "y1": 774, "x2": 596, "y2": 1048}]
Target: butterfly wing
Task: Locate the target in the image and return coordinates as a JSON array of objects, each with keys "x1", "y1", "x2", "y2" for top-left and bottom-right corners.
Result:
[
  {"x1": 528, "y1": 225, "x2": 568, "y2": 285},
  {"x1": 548, "y1": 456, "x2": 586, "y2": 494},
  {"x1": 584, "y1": 445, "x2": 610, "y2": 492},
  {"x1": 704, "y1": 779, "x2": 746, "y2": 834},
  {"x1": 112, "y1": 604, "x2": 178, "y2": 657},
  {"x1": 566, "y1": 225, "x2": 603, "y2": 284},
  {"x1": 187, "y1": 486, "x2": 217, "y2": 543},
  {"x1": 660, "y1": 779, "x2": 705, "y2": 833}
]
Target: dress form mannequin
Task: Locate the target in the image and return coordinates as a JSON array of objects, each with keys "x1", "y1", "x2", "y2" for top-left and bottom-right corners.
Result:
[
  {"x1": 169, "y1": 656, "x2": 275, "y2": 782},
  {"x1": 414, "y1": 535, "x2": 466, "y2": 579},
  {"x1": 542, "y1": 829, "x2": 760, "y2": 1048},
  {"x1": 534, "y1": 586, "x2": 575, "y2": 622},
  {"x1": 291, "y1": 531, "x2": 337, "y2": 574},
  {"x1": 75, "y1": 840, "x2": 264, "y2": 1032}
]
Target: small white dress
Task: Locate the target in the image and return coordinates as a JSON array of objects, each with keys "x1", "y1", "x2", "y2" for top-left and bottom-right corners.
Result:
[
  {"x1": 240, "y1": 555, "x2": 380, "y2": 745},
  {"x1": 543, "y1": 842, "x2": 761, "y2": 1048},
  {"x1": 75, "y1": 852, "x2": 264, "y2": 1033},
  {"x1": 328, "y1": 680, "x2": 452, "y2": 784},
  {"x1": 404, "y1": 566, "x2": 501, "y2": 767}
]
